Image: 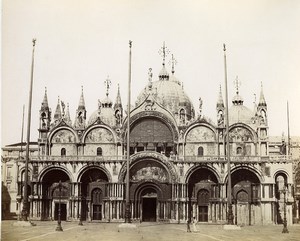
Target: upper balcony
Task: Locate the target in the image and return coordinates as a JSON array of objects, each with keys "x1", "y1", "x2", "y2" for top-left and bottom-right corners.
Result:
[{"x1": 3, "y1": 153, "x2": 292, "y2": 164}]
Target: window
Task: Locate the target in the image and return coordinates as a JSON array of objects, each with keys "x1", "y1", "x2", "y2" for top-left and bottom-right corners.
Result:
[
  {"x1": 97, "y1": 147, "x2": 103, "y2": 156},
  {"x1": 7, "y1": 166, "x2": 12, "y2": 179},
  {"x1": 61, "y1": 148, "x2": 66, "y2": 157},
  {"x1": 236, "y1": 147, "x2": 243, "y2": 155},
  {"x1": 198, "y1": 146, "x2": 204, "y2": 156}
]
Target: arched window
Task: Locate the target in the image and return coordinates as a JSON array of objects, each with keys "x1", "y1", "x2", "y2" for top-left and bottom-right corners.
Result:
[
  {"x1": 236, "y1": 147, "x2": 243, "y2": 155},
  {"x1": 179, "y1": 109, "x2": 185, "y2": 124},
  {"x1": 97, "y1": 147, "x2": 103, "y2": 156},
  {"x1": 61, "y1": 148, "x2": 66, "y2": 157},
  {"x1": 198, "y1": 146, "x2": 204, "y2": 156}
]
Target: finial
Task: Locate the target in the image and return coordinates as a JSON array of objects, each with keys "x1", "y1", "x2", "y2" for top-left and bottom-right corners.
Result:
[
  {"x1": 45, "y1": 87, "x2": 47, "y2": 94},
  {"x1": 32, "y1": 38, "x2": 36, "y2": 46},
  {"x1": 254, "y1": 93, "x2": 257, "y2": 103},
  {"x1": 261, "y1": 81, "x2": 263, "y2": 90},
  {"x1": 148, "y1": 68, "x2": 153, "y2": 82},
  {"x1": 129, "y1": 40, "x2": 132, "y2": 48},
  {"x1": 234, "y1": 76, "x2": 241, "y2": 94},
  {"x1": 104, "y1": 76, "x2": 112, "y2": 97},
  {"x1": 169, "y1": 54, "x2": 177, "y2": 74},
  {"x1": 199, "y1": 97, "x2": 203, "y2": 117},
  {"x1": 223, "y1": 43, "x2": 226, "y2": 52},
  {"x1": 118, "y1": 83, "x2": 120, "y2": 91},
  {"x1": 158, "y1": 41, "x2": 170, "y2": 66},
  {"x1": 81, "y1": 85, "x2": 83, "y2": 93},
  {"x1": 58, "y1": 96, "x2": 60, "y2": 102},
  {"x1": 219, "y1": 84, "x2": 222, "y2": 93}
]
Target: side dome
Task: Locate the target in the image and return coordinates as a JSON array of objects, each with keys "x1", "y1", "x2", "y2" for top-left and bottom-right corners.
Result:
[
  {"x1": 88, "y1": 96, "x2": 116, "y2": 126},
  {"x1": 229, "y1": 105, "x2": 254, "y2": 125},
  {"x1": 136, "y1": 74, "x2": 195, "y2": 121},
  {"x1": 229, "y1": 90, "x2": 254, "y2": 125}
]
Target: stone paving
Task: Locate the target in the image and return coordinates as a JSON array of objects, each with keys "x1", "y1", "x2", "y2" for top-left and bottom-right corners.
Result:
[{"x1": 1, "y1": 221, "x2": 300, "y2": 241}]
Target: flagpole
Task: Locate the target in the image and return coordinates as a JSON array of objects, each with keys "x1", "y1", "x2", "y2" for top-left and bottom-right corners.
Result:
[
  {"x1": 20, "y1": 105, "x2": 25, "y2": 155},
  {"x1": 21, "y1": 39, "x2": 36, "y2": 222},
  {"x1": 287, "y1": 101, "x2": 290, "y2": 156},
  {"x1": 223, "y1": 44, "x2": 234, "y2": 225},
  {"x1": 125, "y1": 40, "x2": 132, "y2": 223}
]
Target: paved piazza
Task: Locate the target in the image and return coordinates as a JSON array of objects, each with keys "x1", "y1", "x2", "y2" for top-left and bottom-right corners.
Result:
[{"x1": 1, "y1": 221, "x2": 300, "y2": 241}]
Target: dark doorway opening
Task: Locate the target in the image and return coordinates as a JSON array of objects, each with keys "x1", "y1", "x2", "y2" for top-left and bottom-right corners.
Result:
[
  {"x1": 54, "y1": 203, "x2": 67, "y2": 221},
  {"x1": 93, "y1": 204, "x2": 102, "y2": 220},
  {"x1": 142, "y1": 198, "x2": 156, "y2": 222},
  {"x1": 198, "y1": 206, "x2": 208, "y2": 222}
]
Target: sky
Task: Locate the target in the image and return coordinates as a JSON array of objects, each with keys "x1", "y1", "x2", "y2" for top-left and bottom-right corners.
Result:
[{"x1": 1, "y1": 0, "x2": 300, "y2": 146}]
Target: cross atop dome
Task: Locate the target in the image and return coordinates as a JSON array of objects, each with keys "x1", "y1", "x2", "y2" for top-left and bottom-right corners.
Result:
[
  {"x1": 234, "y1": 76, "x2": 241, "y2": 94},
  {"x1": 158, "y1": 41, "x2": 170, "y2": 67},
  {"x1": 169, "y1": 54, "x2": 177, "y2": 74},
  {"x1": 104, "y1": 75, "x2": 112, "y2": 97}
]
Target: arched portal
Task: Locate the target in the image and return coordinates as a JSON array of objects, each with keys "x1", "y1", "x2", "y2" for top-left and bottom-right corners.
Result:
[
  {"x1": 141, "y1": 187, "x2": 157, "y2": 222},
  {"x1": 40, "y1": 169, "x2": 70, "y2": 221},
  {"x1": 231, "y1": 169, "x2": 260, "y2": 226},
  {"x1": 187, "y1": 168, "x2": 219, "y2": 223},
  {"x1": 79, "y1": 167, "x2": 109, "y2": 221}
]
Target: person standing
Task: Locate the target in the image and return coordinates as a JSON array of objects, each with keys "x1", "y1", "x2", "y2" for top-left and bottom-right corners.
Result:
[
  {"x1": 192, "y1": 217, "x2": 198, "y2": 232},
  {"x1": 187, "y1": 220, "x2": 191, "y2": 232}
]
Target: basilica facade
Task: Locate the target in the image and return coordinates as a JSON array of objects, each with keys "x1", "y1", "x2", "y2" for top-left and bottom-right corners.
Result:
[{"x1": 2, "y1": 48, "x2": 295, "y2": 225}]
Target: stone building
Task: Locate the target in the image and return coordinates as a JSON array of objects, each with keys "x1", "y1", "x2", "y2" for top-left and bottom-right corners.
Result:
[{"x1": 1, "y1": 47, "x2": 295, "y2": 225}]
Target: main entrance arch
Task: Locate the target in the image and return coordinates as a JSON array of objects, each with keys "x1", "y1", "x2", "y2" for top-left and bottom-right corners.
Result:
[{"x1": 79, "y1": 166, "x2": 109, "y2": 221}]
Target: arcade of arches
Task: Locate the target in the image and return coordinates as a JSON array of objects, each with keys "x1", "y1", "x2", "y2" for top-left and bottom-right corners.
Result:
[{"x1": 21, "y1": 160, "x2": 292, "y2": 225}]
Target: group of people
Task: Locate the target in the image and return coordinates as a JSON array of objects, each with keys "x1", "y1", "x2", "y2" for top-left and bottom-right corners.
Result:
[{"x1": 187, "y1": 217, "x2": 198, "y2": 233}]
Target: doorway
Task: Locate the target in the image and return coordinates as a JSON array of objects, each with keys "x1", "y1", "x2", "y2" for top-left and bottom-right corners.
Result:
[
  {"x1": 93, "y1": 204, "x2": 102, "y2": 220},
  {"x1": 142, "y1": 198, "x2": 156, "y2": 222},
  {"x1": 198, "y1": 206, "x2": 208, "y2": 222},
  {"x1": 54, "y1": 203, "x2": 67, "y2": 221}
]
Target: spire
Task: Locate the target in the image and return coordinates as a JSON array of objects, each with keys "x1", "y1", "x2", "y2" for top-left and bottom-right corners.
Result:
[
  {"x1": 41, "y1": 87, "x2": 49, "y2": 109},
  {"x1": 78, "y1": 86, "x2": 86, "y2": 110},
  {"x1": 217, "y1": 85, "x2": 224, "y2": 108},
  {"x1": 258, "y1": 82, "x2": 267, "y2": 106},
  {"x1": 53, "y1": 96, "x2": 62, "y2": 121},
  {"x1": 64, "y1": 103, "x2": 72, "y2": 125},
  {"x1": 74, "y1": 87, "x2": 86, "y2": 129},
  {"x1": 114, "y1": 84, "x2": 123, "y2": 109}
]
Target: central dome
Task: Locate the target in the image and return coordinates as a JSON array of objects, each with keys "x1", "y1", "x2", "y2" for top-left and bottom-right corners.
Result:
[{"x1": 135, "y1": 73, "x2": 195, "y2": 121}]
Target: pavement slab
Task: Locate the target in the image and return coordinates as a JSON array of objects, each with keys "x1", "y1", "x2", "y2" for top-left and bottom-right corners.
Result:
[{"x1": 1, "y1": 221, "x2": 300, "y2": 241}]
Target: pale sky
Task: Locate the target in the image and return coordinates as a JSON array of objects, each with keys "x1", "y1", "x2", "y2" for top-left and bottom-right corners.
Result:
[{"x1": 2, "y1": 0, "x2": 300, "y2": 146}]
